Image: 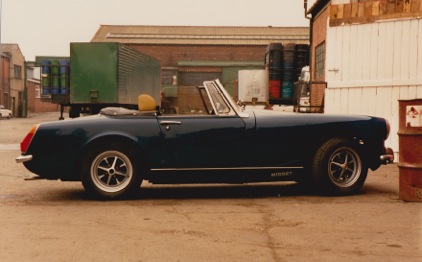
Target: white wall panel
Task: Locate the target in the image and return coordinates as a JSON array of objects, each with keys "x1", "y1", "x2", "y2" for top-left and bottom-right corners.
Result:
[
  {"x1": 408, "y1": 20, "x2": 418, "y2": 80},
  {"x1": 400, "y1": 20, "x2": 411, "y2": 80},
  {"x1": 393, "y1": 21, "x2": 403, "y2": 81},
  {"x1": 369, "y1": 23, "x2": 379, "y2": 81},
  {"x1": 380, "y1": 22, "x2": 395, "y2": 82},
  {"x1": 349, "y1": 26, "x2": 358, "y2": 81},
  {"x1": 324, "y1": 18, "x2": 422, "y2": 156},
  {"x1": 360, "y1": 24, "x2": 372, "y2": 81},
  {"x1": 390, "y1": 87, "x2": 400, "y2": 152},
  {"x1": 417, "y1": 85, "x2": 422, "y2": 97},
  {"x1": 327, "y1": 19, "x2": 422, "y2": 88},
  {"x1": 347, "y1": 87, "x2": 362, "y2": 115}
]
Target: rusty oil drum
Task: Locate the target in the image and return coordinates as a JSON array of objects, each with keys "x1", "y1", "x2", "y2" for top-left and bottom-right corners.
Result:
[{"x1": 398, "y1": 99, "x2": 422, "y2": 202}]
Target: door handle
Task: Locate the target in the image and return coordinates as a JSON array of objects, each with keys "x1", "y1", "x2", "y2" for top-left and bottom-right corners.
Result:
[
  {"x1": 160, "y1": 121, "x2": 182, "y2": 126},
  {"x1": 160, "y1": 121, "x2": 182, "y2": 130}
]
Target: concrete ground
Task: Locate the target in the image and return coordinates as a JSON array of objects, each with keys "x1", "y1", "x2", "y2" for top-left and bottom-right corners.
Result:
[{"x1": 0, "y1": 112, "x2": 420, "y2": 262}]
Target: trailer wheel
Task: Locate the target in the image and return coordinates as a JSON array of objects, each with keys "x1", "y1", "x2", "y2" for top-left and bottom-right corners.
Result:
[{"x1": 69, "y1": 106, "x2": 80, "y2": 118}]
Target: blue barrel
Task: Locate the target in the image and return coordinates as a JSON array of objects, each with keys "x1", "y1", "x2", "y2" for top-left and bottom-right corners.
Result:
[
  {"x1": 59, "y1": 60, "x2": 69, "y2": 74},
  {"x1": 40, "y1": 60, "x2": 51, "y2": 95},
  {"x1": 41, "y1": 60, "x2": 51, "y2": 74},
  {"x1": 281, "y1": 81, "x2": 294, "y2": 99}
]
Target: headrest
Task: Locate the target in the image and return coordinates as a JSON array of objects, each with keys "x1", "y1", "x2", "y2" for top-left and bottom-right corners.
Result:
[{"x1": 138, "y1": 94, "x2": 157, "y2": 111}]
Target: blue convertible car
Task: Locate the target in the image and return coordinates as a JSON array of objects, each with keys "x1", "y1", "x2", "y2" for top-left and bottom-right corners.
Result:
[{"x1": 16, "y1": 80, "x2": 393, "y2": 199}]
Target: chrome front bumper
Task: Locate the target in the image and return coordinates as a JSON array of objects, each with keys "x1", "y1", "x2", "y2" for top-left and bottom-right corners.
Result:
[
  {"x1": 380, "y1": 148, "x2": 394, "y2": 164},
  {"x1": 16, "y1": 155, "x2": 33, "y2": 163}
]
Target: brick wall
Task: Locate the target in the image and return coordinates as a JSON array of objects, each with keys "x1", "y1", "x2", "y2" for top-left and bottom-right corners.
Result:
[
  {"x1": 309, "y1": 81, "x2": 326, "y2": 113},
  {"x1": 128, "y1": 45, "x2": 266, "y2": 67},
  {"x1": 27, "y1": 81, "x2": 61, "y2": 113},
  {"x1": 310, "y1": 5, "x2": 329, "y2": 112}
]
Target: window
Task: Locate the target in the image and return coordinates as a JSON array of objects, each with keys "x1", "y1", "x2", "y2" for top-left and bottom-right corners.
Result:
[
  {"x1": 161, "y1": 86, "x2": 211, "y2": 115},
  {"x1": 161, "y1": 70, "x2": 178, "y2": 85},
  {"x1": 205, "y1": 82, "x2": 231, "y2": 115},
  {"x1": 35, "y1": 84, "x2": 41, "y2": 98},
  {"x1": 315, "y1": 42, "x2": 325, "y2": 79},
  {"x1": 14, "y1": 65, "x2": 22, "y2": 79}
]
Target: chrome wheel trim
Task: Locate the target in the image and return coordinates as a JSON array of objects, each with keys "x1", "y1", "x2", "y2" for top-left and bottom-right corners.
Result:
[
  {"x1": 90, "y1": 150, "x2": 133, "y2": 193},
  {"x1": 328, "y1": 147, "x2": 361, "y2": 188}
]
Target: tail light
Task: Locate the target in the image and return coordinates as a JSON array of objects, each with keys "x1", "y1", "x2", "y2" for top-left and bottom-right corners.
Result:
[{"x1": 20, "y1": 125, "x2": 39, "y2": 153}]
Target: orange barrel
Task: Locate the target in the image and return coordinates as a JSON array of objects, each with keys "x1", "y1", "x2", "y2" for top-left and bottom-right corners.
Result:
[{"x1": 398, "y1": 99, "x2": 422, "y2": 202}]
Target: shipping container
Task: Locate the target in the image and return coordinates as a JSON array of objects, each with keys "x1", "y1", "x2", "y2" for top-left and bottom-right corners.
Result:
[{"x1": 37, "y1": 43, "x2": 161, "y2": 119}]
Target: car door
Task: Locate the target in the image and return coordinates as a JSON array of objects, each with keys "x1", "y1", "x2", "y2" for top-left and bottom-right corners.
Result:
[
  {"x1": 157, "y1": 114, "x2": 249, "y2": 168},
  {"x1": 157, "y1": 82, "x2": 251, "y2": 169}
]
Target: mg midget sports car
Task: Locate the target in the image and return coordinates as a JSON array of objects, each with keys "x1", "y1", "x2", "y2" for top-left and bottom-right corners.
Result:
[{"x1": 16, "y1": 79, "x2": 394, "y2": 199}]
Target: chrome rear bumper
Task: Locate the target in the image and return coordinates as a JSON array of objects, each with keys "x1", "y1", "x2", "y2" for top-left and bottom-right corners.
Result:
[{"x1": 380, "y1": 148, "x2": 394, "y2": 164}]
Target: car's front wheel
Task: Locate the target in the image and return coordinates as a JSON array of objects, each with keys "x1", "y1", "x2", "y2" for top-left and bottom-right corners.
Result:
[
  {"x1": 312, "y1": 138, "x2": 368, "y2": 195},
  {"x1": 81, "y1": 143, "x2": 142, "y2": 199}
]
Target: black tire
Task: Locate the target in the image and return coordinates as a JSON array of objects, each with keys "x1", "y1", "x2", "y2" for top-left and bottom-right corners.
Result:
[
  {"x1": 312, "y1": 138, "x2": 368, "y2": 195},
  {"x1": 81, "y1": 142, "x2": 142, "y2": 199}
]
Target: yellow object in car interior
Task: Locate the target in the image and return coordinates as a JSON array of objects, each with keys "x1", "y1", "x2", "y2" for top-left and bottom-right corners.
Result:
[{"x1": 138, "y1": 94, "x2": 156, "y2": 111}]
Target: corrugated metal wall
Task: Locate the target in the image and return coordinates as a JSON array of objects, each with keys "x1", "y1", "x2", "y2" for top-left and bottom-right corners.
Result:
[{"x1": 324, "y1": 18, "x2": 422, "y2": 156}]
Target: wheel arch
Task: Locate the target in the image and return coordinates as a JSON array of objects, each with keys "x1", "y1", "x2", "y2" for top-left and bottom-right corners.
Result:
[
  {"x1": 309, "y1": 128, "x2": 370, "y2": 165},
  {"x1": 300, "y1": 133, "x2": 370, "y2": 182},
  {"x1": 79, "y1": 134, "x2": 151, "y2": 178}
]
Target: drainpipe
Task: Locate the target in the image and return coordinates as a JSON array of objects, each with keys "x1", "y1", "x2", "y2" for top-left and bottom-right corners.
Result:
[
  {"x1": 304, "y1": 0, "x2": 315, "y2": 112},
  {"x1": 23, "y1": 61, "x2": 28, "y2": 117},
  {"x1": 304, "y1": 0, "x2": 312, "y2": 79}
]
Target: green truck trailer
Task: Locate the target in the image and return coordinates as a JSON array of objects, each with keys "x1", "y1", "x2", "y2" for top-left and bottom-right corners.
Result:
[{"x1": 37, "y1": 42, "x2": 161, "y2": 119}]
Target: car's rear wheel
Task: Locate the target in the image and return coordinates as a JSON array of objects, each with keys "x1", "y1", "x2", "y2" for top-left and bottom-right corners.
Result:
[
  {"x1": 312, "y1": 138, "x2": 368, "y2": 195},
  {"x1": 81, "y1": 142, "x2": 142, "y2": 199}
]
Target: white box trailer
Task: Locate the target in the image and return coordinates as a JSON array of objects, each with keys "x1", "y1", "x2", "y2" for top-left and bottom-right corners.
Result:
[{"x1": 238, "y1": 70, "x2": 269, "y2": 103}]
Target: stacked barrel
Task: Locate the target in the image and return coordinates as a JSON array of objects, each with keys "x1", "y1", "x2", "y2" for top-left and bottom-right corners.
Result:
[
  {"x1": 266, "y1": 43, "x2": 283, "y2": 99},
  {"x1": 51, "y1": 60, "x2": 60, "y2": 94},
  {"x1": 59, "y1": 61, "x2": 70, "y2": 94},
  {"x1": 40, "y1": 59, "x2": 70, "y2": 96},
  {"x1": 265, "y1": 43, "x2": 309, "y2": 100},
  {"x1": 41, "y1": 61, "x2": 51, "y2": 95},
  {"x1": 282, "y1": 43, "x2": 295, "y2": 99}
]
